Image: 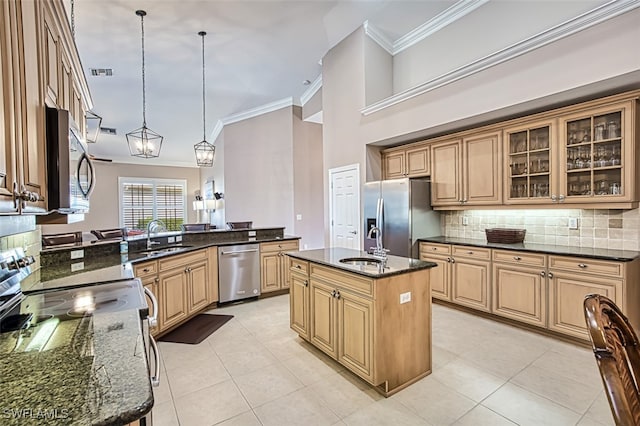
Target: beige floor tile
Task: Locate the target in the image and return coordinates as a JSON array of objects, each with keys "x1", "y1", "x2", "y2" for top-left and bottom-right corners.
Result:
[
  {"x1": 151, "y1": 401, "x2": 179, "y2": 426},
  {"x1": 173, "y1": 379, "x2": 251, "y2": 426},
  {"x1": 392, "y1": 374, "x2": 476, "y2": 425},
  {"x1": 483, "y1": 383, "x2": 582, "y2": 425},
  {"x1": 432, "y1": 344, "x2": 458, "y2": 370},
  {"x1": 432, "y1": 357, "x2": 507, "y2": 402},
  {"x1": 308, "y1": 370, "x2": 383, "y2": 419},
  {"x1": 576, "y1": 416, "x2": 613, "y2": 426},
  {"x1": 216, "y1": 340, "x2": 279, "y2": 377},
  {"x1": 216, "y1": 410, "x2": 263, "y2": 426},
  {"x1": 165, "y1": 353, "x2": 231, "y2": 398},
  {"x1": 510, "y1": 364, "x2": 602, "y2": 413},
  {"x1": 582, "y1": 392, "x2": 615, "y2": 426},
  {"x1": 262, "y1": 333, "x2": 315, "y2": 361},
  {"x1": 342, "y1": 398, "x2": 430, "y2": 425},
  {"x1": 234, "y1": 362, "x2": 305, "y2": 408},
  {"x1": 159, "y1": 340, "x2": 218, "y2": 371},
  {"x1": 254, "y1": 387, "x2": 340, "y2": 426},
  {"x1": 152, "y1": 370, "x2": 174, "y2": 404},
  {"x1": 531, "y1": 346, "x2": 601, "y2": 387},
  {"x1": 282, "y1": 347, "x2": 343, "y2": 386},
  {"x1": 453, "y1": 405, "x2": 516, "y2": 425}
]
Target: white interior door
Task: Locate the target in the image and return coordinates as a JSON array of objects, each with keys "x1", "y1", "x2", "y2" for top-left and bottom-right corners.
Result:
[{"x1": 329, "y1": 164, "x2": 360, "y2": 250}]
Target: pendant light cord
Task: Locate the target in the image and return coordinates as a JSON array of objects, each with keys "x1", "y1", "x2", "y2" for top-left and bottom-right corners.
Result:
[
  {"x1": 70, "y1": 0, "x2": 75, "y2": 38},
  {"x1": 200, "y1": 31, "x2": 207, "y2": 141},
  {"x1": 138, "y1": 11, "x2": 147, "y2": 127}
]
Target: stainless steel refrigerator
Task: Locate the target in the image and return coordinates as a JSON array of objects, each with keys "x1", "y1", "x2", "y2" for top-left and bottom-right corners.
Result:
[{"x1": 363, "y1": 178, "x2": 441, "y2": 258}]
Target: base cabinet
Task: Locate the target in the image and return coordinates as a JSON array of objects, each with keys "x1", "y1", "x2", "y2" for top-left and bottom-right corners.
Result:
[
  {"x1": 260, "y1": 240, "x2": 299, "y2": 293},
  {"x1": 492, "y1": 264, "x2": 546, "y2": 327},
  {"x1": 290, "y1": 260, "x2": 432, "y2": 396},
  {"x1": 158, "y1": 267, "x2": 189, "y2": 331},
  {"x1": 419, "y1": 243, "x2": 451, "y2": 301},
  {"x1": 452, "y1": 257, "x2": 490, "y2": 312}
]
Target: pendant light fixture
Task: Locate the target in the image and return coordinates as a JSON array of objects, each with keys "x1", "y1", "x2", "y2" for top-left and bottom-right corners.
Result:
[
  {"x1": 193, "y1": 31, "x2": 215, "y2": 167},
  {"x1": 127, "y1": 10, "x2": 163, "y2": 158},
  {"x1": 71, "y1": 0, "x2": 103, "y2": 144}
]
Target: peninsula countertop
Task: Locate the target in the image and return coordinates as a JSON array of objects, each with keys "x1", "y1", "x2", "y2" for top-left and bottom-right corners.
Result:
[
  {"x1": 285, "y1": 248, "x2": 437, "y2": 278},
  {"x1": 418, "y1": 236, "x2": 640, "y2": 261}
]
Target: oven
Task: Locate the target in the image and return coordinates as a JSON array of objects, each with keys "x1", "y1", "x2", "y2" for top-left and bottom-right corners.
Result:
[{"x1": 0, "y1": 249, "x2": 159, "y2": 425}]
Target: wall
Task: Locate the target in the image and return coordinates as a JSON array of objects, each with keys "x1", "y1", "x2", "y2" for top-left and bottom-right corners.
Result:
[
  {"x1": 41, "y1": 162, "x2": 201, "y2": 235},
  {"x1": 321, "y1": 9, "x2": 640, "y2": 246},
  {"x1": 200, "y1": 131, "x2": 226, "y2": 229},
  {"x1": 292, "y1": 107, "x2": 324, "y2": 249}
]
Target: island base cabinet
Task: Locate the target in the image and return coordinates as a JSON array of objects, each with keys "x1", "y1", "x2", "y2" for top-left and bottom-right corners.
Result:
[
  {"x1": 289, "y1": 267, "x2": 310, "y2": 340},
  {"x1": 338, "y1": 291, "x2": 374, "y2": 382},
  {"x1": 548, "y1": 273, "x2": 622, "y2": 340},
  {"x1": 310, "y1": 280, "x2": 338, "y2": 359},
  {"x1": 492, "y1": 264, "x2": 546, "y2": 327}
]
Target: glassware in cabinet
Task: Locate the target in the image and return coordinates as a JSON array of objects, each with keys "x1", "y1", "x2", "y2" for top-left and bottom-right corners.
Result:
[{"x1": 506, "y1": 125, "x2": 551, "y2": 201}]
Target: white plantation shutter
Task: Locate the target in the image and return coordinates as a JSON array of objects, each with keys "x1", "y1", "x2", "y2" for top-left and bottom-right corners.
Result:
[{"x1": 119, "y1": 178, "x2": 187, "y2": 231}]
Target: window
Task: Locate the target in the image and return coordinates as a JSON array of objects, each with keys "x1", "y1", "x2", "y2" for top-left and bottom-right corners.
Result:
[{"x1": 119, "y1": 178, "x2": 187, "y2": 232}]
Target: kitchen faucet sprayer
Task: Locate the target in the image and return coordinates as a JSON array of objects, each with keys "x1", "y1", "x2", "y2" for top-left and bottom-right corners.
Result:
[{"x1": 367, "y1": 226, "x2": 388, "y2": 259}]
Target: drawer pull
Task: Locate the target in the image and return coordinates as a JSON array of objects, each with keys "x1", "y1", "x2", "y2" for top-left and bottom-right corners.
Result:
[
  {"x1": 467, "y1": 251, "x2": 473, "y2": 255},
  {"x1": 432, "y1": 247, "x2": 437, "y2": 251},
  {"x1": 296, "y1": 265, "x2": 301, "y2": 269},
  {"x1": 143, "y1": 268, "x2": 150, "y2": 272},
  {"x1": 513, "y1": 256, "x2": 522, "y2": 261},
  {"x1": 578, "y1": 263, "x2": 587, "y2": 268}
]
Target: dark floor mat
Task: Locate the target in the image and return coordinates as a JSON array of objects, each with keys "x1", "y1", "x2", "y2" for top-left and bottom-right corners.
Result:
[{"x1": 158, "y1": 314, "x2": 233, "y2": 344}]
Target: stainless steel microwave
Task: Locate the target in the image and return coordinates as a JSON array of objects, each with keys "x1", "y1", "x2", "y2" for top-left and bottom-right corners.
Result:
[{"x1": 45, "y1": 107, "x2": 95, "y2": 214}]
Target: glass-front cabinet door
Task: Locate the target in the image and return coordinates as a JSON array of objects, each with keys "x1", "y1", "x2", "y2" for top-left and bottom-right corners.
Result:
[
  {"x1": 559, "y1": 101, "x2": 634, "y2": 204},
  {"x1": 504, "y1": 119, "x2": 555, "y2": 204}
]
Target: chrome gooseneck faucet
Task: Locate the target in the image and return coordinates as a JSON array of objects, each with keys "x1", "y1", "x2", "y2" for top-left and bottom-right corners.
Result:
[
  {"x1": 367, "y1": 226, "x2": 388, "y2": 259},
  {"x1": 146, "y1": 219, "x2": 167, "y2": 249}
]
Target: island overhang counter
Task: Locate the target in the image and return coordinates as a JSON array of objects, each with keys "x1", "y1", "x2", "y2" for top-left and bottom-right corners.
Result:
[{"x1": 285, "y1": 248, "x2": 437, "y2": 396}]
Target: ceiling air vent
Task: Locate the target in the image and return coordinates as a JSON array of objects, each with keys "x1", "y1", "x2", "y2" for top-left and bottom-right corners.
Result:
[
  {"x1": 90, "y1": 68, "x2": 113, "y2": 77},
  {"x1": 100, "y1": 127, "x2": 117, "y2": 135}
]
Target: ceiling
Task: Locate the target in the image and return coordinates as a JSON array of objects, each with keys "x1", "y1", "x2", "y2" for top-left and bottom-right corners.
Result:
[{"x1": 68, "y1": 0, "x2": 459, "y2": 166}]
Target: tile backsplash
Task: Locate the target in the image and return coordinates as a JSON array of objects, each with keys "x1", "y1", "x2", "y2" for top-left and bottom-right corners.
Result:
[{"x1": 444, "y1": 208, "x2": 640, "y2": 251}]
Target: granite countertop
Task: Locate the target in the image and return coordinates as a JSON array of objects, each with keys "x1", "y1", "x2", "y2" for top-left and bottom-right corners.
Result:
[
  {"x1": 0, "y1": 308, "x2": 153, "y2": 425},
  {"x1": 419, "y1": 236, "x2": 640, "y2": 261},
  {"x1": 286, "y1": 248, "x2": 437, "y2": 278}
]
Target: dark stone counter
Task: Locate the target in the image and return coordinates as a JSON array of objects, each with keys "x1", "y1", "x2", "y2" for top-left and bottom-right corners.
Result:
[
  {"x1": 286, "y1": 248, "x2": 437, "y2": 278},
  {"x1": 418, "y1": 236, "x2": 640, "y2": 261}
]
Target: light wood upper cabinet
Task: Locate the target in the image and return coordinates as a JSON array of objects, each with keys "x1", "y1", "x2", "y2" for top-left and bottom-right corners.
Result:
[
  {"x1": 431, "y1": 132, "x2": 501, "y2": 207},
  {"x1": 382, "y1": 144, "x2": 430, "y2": 179},
  {"x1": 41, "y1": 4, "x2": 58, "y2": 107}
]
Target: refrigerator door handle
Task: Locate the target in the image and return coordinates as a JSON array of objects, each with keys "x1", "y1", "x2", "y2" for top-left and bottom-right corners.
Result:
[{"x1": 378, "y1": 198, "x2": 384, "y2": 234}]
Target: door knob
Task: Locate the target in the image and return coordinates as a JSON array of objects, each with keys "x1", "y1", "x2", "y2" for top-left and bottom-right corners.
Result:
[{"x1": 349, "y1": 230, "x2": 357, "y2": 234}]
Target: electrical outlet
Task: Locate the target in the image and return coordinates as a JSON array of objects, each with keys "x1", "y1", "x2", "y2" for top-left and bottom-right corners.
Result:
[
  {"x1": 400, "y1": 292, "x2": 411, "y2": 304},
  {"x1": 568, "y1": 217, "x2": 579, "y2": 230},
  {"x1": 168, "y1": 236, "x2": 176, "y2": 243},
  {"x1": 296, "y1": 214, "x2": 302, "y2": 221},
  {"x1": 462, "y1": 216, "x2": 469, "y2": 226},
  {"x1": 176, "y1": 235, "x2": 182, "y2": 242},
  {"x1": 70, "y1": 250, "x2": 84, "y2": 260},
  {"x1": 71, "y1": 262, "x2": 85, "y2": 272}
]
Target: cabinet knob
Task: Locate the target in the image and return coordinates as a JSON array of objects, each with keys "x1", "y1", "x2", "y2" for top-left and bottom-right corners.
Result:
[
  {"x1": 296, "y1": 264, "x2": 301, "y2": 269},
  {"x1": 540, "y1": 271, "x2": 546, "y2": 277},
  {"x1": 467, "y1": 251, "x2": 473, "y2": 255},
  {"x1": 432, "y1": 247, "x2": 437, "y2": 251},
  {"x1": 143, "y1": 268, "x2": 150, "y2": 272},
  {"x1": 450, "y1": 258, "x2": 456, "y2": 264},
  {"x1": 551, "y1": 194, "x2": 557, "y2": 202},
  {"x1": 446, "y1": 257, "x2": 451, "y2": 263},
  {"x1": 155, "y1": 278, "x2": 159, "y2": 283},
  {"x1": 513, "y1": 256, "x2": 522, "y2": 261},
  {"x1": 462, "y1": 199, "x2": 468, "y2": 203},
  {"x1": 303, "y1": 279, "x2": 308, "y2": 287},
  {"x1": 331, "y1": 290, "x2": 336, "y2": 297},
  {"x1": 335, "y1": 290, "x2": 341, "y2": 299},
  {"x1": 558, "y1": 194, "x2": 565, "y2": 202},
  {"x1": 548, "y1": 272, "x2": 554, "y2": 279},
  {"x1": 578, "y1": 263, "x2": 587, "y2": 269}
]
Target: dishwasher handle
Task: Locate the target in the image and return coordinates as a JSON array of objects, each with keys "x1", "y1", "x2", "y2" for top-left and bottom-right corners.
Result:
[{"x1": 220, "y1": 248, "x2": 259, "y2": 255}]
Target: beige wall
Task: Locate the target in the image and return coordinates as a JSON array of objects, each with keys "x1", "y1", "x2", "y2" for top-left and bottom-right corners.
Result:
[
  {"x1": 321, "y1": 10, "x2": 640, "y2": 246},
  {"x1": 41, "y1": 162, "x2": 200, "y2": 235}
]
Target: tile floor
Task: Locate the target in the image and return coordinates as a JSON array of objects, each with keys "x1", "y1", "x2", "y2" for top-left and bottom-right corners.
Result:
[{"x1": 152, "y1": 295, "x2": 614, "y2": 426}]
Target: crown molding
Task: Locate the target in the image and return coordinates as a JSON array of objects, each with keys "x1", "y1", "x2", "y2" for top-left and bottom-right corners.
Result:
[
  {"x1": 210, "y1": 119, "x2": 224, "y2": 145},
  {"x1": 363, "y1": 0, "x2": 488, "y2": 56},
  {"x1": 300, "y1": 74, "x2": 323, "y2": 106},
  {"x1": 393, "y1": 0, "x2": 489, "y2": 54},
  {"x1": 362, "y1": 0, "x2": 640, "y2": 116},
  {"x1": 109, "y1": 157, "x2": 200, "y2": 168},
  {"x1": 221, "y1": 96, "x2": 294, "y2": 126}
]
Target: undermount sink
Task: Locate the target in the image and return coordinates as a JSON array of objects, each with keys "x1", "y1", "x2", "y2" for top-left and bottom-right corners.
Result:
[
  {"x1": 137, "y1": 244, "x2": 193, "y2": 255},
  {"x1": 339, "y1": 257, "x2": 383, "y2": 266}
]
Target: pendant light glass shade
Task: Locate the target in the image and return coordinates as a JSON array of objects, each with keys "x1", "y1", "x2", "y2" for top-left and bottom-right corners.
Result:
[
  {"x1": 127, "y1": 10, "x2": 163, "y2": 159},
  {"x1": 194, "y1": 31, "x2": 215, "y2": 167},
  {"x1": 85, "y1": 110, "x2": 102, "y2": 143}
]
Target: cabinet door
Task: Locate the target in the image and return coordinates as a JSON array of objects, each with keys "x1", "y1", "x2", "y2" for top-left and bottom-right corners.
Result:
[
  {"x1": 260, "y1": 252, "x2": 280, "y2": 293},
  {"x1": 452, "y1": 258, "x2": 490, "y2": 312},
  {"x1": 338, "y1": 290, "x2": 374, "y2": 383},
  {"x1": 559, "y1": 101, "x2": 635, "y2": 204},
  {"x1": 463, "y1": 131, "x2": 502, "y2": 205},
  {"x1": 158, "y1": 267, "x2": 189, "y2": 331},
  {"x1": 420, "y1": 253, "x2": 450, "y2": 301},
  {"x1": 310, "y1": 279, "x2": 338, "y2": 358},
  {"x1": 383, "y1": 151, "x2": 405, "y2": 179},
  {"x1": 289, "y1": 271, "x2": 310, "y2": 340},
  {"x1": 492, "y1": 264, "x2": 546, "y2": 327},
  {"x1": 41, "y1": 4, "x2": 58, "y2": 106},
  {"x1": 504, "y1": 120, "x2": 554, "y2": 205},
  {"x1": 548, "y1": 272, "x2": 622, "y2": 340},
  {"x1": 406, "y1": 145, "x2": 430, "y2": 177},
  {"x1": 188, "y1": 261, "x2": 209, "y2": 314},
  {"x1": 431, "y1": 140, "x2": 462, "y2": 206}
]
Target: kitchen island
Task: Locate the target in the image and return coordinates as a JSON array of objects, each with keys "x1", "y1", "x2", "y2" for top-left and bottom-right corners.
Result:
[{"x1": 286, "y1": 248, "x2": 437, "y2": 396}]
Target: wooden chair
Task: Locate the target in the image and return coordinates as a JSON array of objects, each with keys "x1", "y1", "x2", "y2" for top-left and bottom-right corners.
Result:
[
  {"x1": 584, "y1": 294, "x2": 640, "y2": 426},
  {"x1": 226, "y1": 221, "x2": 252, "y2": 229},
  {"x1": 181, "y1": 223, "x2": 211, "y2": 232},
  {"x1": 90, "y1": 228, "x2": 127, "y2": 240},
  {"x1": 42, "y1": 231, "x2": 83, "y2": 247}
]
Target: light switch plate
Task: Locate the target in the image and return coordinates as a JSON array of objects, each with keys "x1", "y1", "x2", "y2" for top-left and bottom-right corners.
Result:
[
  {"x1": 400, "y1": 292, "x2": 411, "y2": 304},
  {"x1": 70, "y1": 250, "x2": 84, "y2": 260},
  {"x1": 248, "y1": 230, "x2": 256, "y2": 237},
  {"x1": 462, "y1": 216, "x2": 469, "y2": 226},
  {"x1": 296, "y1": 214, "x2": 302, "y2": 221}
]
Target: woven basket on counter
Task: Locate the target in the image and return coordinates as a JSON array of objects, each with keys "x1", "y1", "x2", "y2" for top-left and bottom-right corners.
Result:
[{"x1": 485, "y1": 228, "x2": 526, "y2": 244}]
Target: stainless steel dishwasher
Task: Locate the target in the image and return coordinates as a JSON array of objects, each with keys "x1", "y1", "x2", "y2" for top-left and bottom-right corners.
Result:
[{"x1": 218, "y1": 243, "x2": 260, "y2": 303}]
